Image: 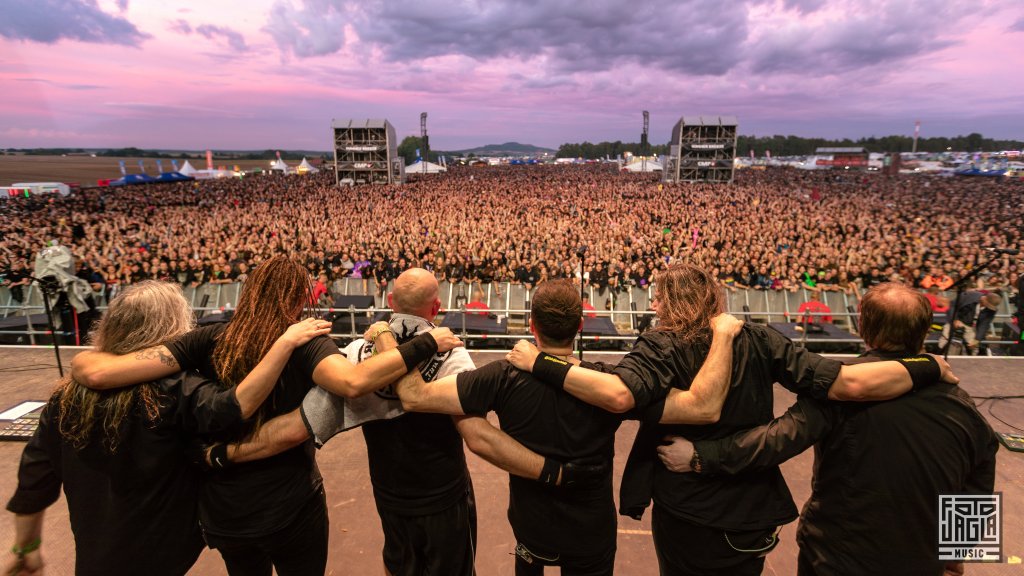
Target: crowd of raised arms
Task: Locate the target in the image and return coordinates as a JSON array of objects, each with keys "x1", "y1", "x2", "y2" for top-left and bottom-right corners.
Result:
[{"x1": 2, "y1": 165, "x2": 1022, "y2": 302}]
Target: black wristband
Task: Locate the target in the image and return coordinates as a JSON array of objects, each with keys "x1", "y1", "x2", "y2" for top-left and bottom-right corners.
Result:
[
  {"x1": 397, "y1": 332, "x2": 439, "y2": 371},
  {"x1": 532, "y1": 353, "x2": 572, "y2": 389},
  {"x1": 895, "y1": 354, "x2": 941, "y2": 391},
  {"x1": 209, "y1": 443, "x2": 231, "y2": 470},
  {"x1": 539, "y1": 457, "x2": 561, "y2": 486}
]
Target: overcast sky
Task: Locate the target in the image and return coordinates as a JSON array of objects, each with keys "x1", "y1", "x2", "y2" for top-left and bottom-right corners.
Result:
[{"x1": 2, "y1": 0, "x2": 1022, "y2": 150}]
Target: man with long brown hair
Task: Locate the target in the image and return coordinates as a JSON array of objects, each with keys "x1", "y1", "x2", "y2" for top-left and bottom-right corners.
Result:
[
  {"x1": 658, "y1": 282, "x2": 997, "y2": 575},
  {"x1": 71, "y1": 257, "x2": 463, "y2": 576},
  {"x1": 6, "y1": 281, "x2": 330, "y2": 576},
  {"x1": 508, "y1": 264, "x2": 959, "y2": 575}
]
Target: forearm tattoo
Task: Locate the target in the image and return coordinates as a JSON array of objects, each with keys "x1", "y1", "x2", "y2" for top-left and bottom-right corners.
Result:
[{"x1": 134, "y1": 347, "x2": 178, "y2": 367}]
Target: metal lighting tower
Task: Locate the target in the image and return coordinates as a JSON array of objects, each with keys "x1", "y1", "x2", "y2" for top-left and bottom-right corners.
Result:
[
  {"x1": 420, "y1": 112, "x2": 429, "y2": 174},
  {"x1": 641, "y1": 110, "x2": 650, "y2": 172},
  {"x1": 913, "y1": 120, "x2": 920, "y2": 154}
]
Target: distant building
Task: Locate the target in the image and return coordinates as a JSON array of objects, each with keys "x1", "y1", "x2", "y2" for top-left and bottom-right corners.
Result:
[{"x1": 813, "y1": 147, "x2": 869, "y2": 169}]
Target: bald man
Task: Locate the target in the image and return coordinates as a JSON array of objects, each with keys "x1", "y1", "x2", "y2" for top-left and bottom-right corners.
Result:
[{"x1": 219, "y1": 269, "x2": 547, "y2": 576}]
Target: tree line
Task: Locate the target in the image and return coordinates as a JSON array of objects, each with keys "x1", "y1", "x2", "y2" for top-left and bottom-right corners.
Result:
[{"x1": 554, "y1": 133, "x2": 1024, "y2": 159}]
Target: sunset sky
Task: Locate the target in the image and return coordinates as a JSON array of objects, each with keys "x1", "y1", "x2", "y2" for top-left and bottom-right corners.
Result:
[{"x1": 2, "y1": 0, "x2": 1022, "y2": 151}]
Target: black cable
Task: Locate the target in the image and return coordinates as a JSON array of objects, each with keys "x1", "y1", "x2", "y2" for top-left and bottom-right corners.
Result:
[
  {"x1": 0, "y1": 363, "x2": 67, "y2": 373},
  {"x1": 972, "y1": 396, "x2": 1024, "y2": 433}
]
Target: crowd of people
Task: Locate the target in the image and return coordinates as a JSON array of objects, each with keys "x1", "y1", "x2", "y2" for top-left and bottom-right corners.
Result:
[{"x1": 2, "y1": 165, "x2": 1021, "y2": 306}]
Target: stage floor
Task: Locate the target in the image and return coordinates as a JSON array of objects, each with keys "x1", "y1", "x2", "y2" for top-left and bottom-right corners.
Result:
[{"x1": 0, "y1": 347, "x2": 1021, "y2": 575}]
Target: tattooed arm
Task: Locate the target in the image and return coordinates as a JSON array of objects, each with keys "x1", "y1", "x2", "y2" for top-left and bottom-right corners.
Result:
[{"x1": 72, "y1": 345, "x2": 181, "y2": 390}]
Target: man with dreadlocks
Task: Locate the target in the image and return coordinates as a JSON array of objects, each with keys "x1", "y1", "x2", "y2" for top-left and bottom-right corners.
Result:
[
  {"x1": 507, "y1": 263, "x2": 959, "y2": 576},
  {"x1": 72, "y1": 257, "x2": 463, "y2": 576},
  {"x1": 6, "y1": 281, "x2": 330, "y2": 576}
]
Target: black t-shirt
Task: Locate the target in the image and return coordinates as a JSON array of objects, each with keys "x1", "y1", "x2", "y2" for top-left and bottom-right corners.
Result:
[
  {"x1": 7, "y1": 375, "x2": 209, "y2": 576},
  {"x1": 457, "y1": 360, "x2": 622, "y2": 555},
  {"x1": 166, "y1": 323, "x2": 340, "y2": 536},
  {"x1": 697, "y1": 352, "x2": 998, "y2": 575},
  {"x1": 362, "y1": 411, "x2": 468, "y2": 516},
  {"x1": 617, "y1": 324, "x2": 842, "y2": 530}
]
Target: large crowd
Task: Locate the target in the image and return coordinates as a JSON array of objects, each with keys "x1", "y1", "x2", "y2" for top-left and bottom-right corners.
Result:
[
  {"x1": 1, "y1": 162, "x2": 1012, "y2": 576},
  {"x1": 2, "y1": 164, "x2": 1022, "y2": 303}
]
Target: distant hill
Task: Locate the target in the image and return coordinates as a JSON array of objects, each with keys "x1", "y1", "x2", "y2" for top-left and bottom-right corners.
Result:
[{"x1": 449, "y1": 142, "x2": 556, "y2": 156}]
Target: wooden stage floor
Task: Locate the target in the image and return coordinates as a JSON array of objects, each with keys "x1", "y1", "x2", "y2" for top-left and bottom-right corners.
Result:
[{"x1": 0, "y1": 347, "x2": 1021, "y2": 575}]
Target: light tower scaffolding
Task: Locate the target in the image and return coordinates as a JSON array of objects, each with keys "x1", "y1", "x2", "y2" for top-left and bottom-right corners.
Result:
[
  {"x1": 662, "y1": 115, "x2": 738, "y2": 184},
  {"x1": 332, "y1": 119, "x2": 404, "y2": 186}
]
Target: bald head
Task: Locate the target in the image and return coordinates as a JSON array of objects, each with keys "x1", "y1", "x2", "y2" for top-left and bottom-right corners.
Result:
[{"x1": 391, "y1": 268, "x2": 441, "y2": 319}]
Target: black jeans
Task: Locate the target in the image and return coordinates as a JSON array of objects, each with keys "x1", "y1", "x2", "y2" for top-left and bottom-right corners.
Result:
[
  {"x1": 205, "y1": 488, "x2": 329, "y2": 576},
  {"x1": 651, "y1": 506, "x2": 778, "y2": 576}
]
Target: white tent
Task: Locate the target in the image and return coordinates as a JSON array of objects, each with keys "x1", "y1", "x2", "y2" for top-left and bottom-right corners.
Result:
[
  {"x1": 296, "y1": 158, "x2": 319, "y2": 174},
  {"x1": 178, "y1": 160, "x2": 199, "y2": 176},
  {"x1": 404, "y1": 160, "x2": 447, "y2": 174},
  {"x1": 270, "y1": 158, "x2": 290, "y2": 172},
  {"x1": 623, "y1": 159, "x2": 662, "y2": 172}
]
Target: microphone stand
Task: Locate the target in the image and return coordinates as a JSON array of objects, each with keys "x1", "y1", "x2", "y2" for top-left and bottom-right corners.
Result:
[
  {"x1": 942, "y1": 252, "x2": 1004, "y2": 360},
  {"x1": 25, "y1": 272, "x2": 67, "y2": 377},
  {"x1": 577, "y1": 249, "x2": 587, "y2": 361}
]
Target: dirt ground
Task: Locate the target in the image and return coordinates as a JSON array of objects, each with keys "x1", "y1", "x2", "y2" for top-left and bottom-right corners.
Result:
[{"x1": 0, "y1": 155, "x2": 301, "y2": 186}]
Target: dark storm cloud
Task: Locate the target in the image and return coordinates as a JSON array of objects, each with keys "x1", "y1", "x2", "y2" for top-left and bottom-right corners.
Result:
[
  {"x1": 356, "y1": 0, "x2": 747, "y2": 75},
  {"x1": 262, "y1": 0, "x2": 970, "y2": 79},
  {"x1": 264, "y1": 0, "x2": 745, "y2": 75},
  {"x1": 0, "y1": 0, "x2": 148, "y2": 46},
  {"x1": 195, "y1": 24, "x2": 249, "y2": 51},
  {"x1": 748, "y1": 1, "x2": 965, "y2": 74}
]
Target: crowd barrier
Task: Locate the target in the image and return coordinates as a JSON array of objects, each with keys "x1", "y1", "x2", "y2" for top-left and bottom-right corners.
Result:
[{"x1": 0, "y1": 279, "x2": 1019, "y2": 354}]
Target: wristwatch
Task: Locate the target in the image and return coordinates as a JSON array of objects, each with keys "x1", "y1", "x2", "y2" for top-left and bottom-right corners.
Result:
[{"x1": 689, "y1": 447, "x2": 703, "y2": 474}]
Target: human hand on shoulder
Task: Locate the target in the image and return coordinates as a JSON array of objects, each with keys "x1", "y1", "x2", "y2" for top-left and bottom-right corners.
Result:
[
  {"x1": 427, "y1": 327, "x2": 464, "y2": 353},
  {"x1": 710, "y1": 313, "x2": 743, "y2": 338},
  {"x1": 928, "y1": 354, "x2": 959, "y2": 385},
  {"x1": 364, "y1": 321, "x2": 391, "y2": 343},
  {"x1": 279, "y1": 318, "x2": 332, "y2": 349},
  {"x1": 506, "y1": 340, "x2": 540, "y2": 372}
]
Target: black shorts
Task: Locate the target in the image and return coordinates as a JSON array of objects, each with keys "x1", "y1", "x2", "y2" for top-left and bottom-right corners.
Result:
[
  {"x1": 651, "y1": 506, "x2": 780, "y2": 576},
  {"x1": 377, "y1": 490, "x2": 476, "y2": 576},
  {"x1": 513, "y1": 541, "x2": 615, "y2": 576}
]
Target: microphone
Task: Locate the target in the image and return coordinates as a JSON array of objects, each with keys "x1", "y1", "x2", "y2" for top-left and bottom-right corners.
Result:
[
  {"x1": 576, "y1": 245, "x2": 588, "y2": 258},
  {"x1": 983, "y1": 247, "x2": 1020, "y2": 256}
]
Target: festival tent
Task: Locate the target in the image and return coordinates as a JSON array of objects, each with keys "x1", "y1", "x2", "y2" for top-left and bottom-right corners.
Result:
[
  {"x1": 109, "y1": 174, "x2": 157, "y2": 186},
  {"x1": 954, "y1": 167, "x2": 1007, "y2": 177},
  {"x1": 270, "y1": 158, "x2": 291, "y2": 172},
  {"x1": 178, "y1": 161, "x2": 199, "y2": 177},
  {"x1": 155, "y1": 172, "x2": 194, "y2": 183},
  {"x1": 623, "y1": 159, "x2": 662, "y2": 172},
  {"x1": 404, "y1": 160, "x2": 447, "y2": 174},
  {"x1": 296, "y1": 158, "x2": 319, "y2": 174}
]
